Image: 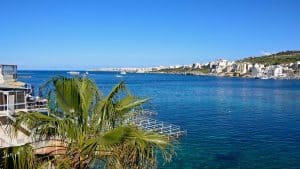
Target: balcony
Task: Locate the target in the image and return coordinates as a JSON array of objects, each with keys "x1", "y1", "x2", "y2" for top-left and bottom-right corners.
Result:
[{"x1": 0, "y1": 99, "x2": 47, "y2": 116}]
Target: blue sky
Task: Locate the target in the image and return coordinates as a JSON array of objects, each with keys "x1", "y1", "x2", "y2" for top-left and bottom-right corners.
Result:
[{"x1": 0, "y1": 0, "x2": 300, "y2": 70}]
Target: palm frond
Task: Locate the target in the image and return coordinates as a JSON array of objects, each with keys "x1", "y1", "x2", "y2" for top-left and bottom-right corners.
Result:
[
  {"x1": 1, "y1": 144, "x2": 39, "y2": 169},
  {"x1": 6, "y1": 76, "x2": 174, "y2": 169}
]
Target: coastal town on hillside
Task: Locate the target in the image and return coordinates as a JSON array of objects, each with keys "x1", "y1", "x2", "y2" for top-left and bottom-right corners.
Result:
[{"x1": 91, "y1": 51, "x2": 300, "y2": 80}]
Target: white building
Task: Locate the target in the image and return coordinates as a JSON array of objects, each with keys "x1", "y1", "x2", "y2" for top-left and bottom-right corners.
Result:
[
  {"x1": 296, "y1": 61, "x2": 300, "y2": 70},
  {"x1": 251, "y1": 67, "x2": 263, "y2": 77},
  {"x1": 192, "y1": 63, "x2": 202, "y2": 69},
  {"x1": 274, "y1": 65, "x2": 283, "y2": 77},
  {"x1": 265, "y1": 65, "x2": 284, "y2": 77},
  {"x1": 224, "y1": 62, "x2": 237, "y2": 73},
  {"x1": 1, "y1": 65, "x2": 47, "y2": 148},
  {"x1": 250, "y1": 63, "x2": 265, "y2": 77},
  {"x1": 237, "y1": 62, "x2": 251, "y2": 74},
  {"x1": 209, "y1": 59, "x2": 230, "y2": 73}
]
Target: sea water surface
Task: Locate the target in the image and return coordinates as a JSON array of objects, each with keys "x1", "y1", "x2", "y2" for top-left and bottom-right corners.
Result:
[{"x1": 19, "y1": 71, "x2": 300, "y2": 169}]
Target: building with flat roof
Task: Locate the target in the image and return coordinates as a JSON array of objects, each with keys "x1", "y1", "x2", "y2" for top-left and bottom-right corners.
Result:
[{"x1": 0, "y1": 64, "x2": 47, "y2": 148}]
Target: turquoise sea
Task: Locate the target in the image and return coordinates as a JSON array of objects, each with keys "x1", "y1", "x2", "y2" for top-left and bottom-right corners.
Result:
[{"x1": 19, "y1": 71, "x2": 300, "y2": 169}]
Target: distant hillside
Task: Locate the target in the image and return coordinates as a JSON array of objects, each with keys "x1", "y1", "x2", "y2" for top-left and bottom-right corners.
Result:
[
  {"x1": 240, "y1": 50, "x2": 300, "y2": 65},
  {"x1": 156, "y1": 67, "x2": 210, "y2": 74}
]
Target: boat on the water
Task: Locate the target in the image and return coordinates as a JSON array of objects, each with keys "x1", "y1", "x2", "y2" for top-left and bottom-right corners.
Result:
[
  {"x1": 260, "y1": 77, "x2": 269, "y2": 80},
  {"x1": 116, "y1": 71, "x2": 126, "y2": 78},
  {"x1": 67, "y1": 71, "x2": 80, "y2": 75},
  {"x1": 120, "y1": 71, "x2": 126, "y2": 75}
]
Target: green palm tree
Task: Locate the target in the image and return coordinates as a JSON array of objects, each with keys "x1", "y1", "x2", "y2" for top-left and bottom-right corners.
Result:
[{"x1": 0, "y1": 76, "x2": 174, "y2": 169}]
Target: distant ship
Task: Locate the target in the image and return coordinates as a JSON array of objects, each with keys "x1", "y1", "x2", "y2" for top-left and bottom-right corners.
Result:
[
  {"x1": 260, "y1": 76, "x2": 269, "y2": 80},
  {"x1": 67, "y1": 71, "x2": 80, "y2": 75},
  {"x1": 120, "y1": 71, "x2": 127, "y2": 75}
]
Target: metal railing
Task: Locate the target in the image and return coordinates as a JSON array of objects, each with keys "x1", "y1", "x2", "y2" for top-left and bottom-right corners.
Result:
[
  {"x1": 26, "y1": 101, "x2": 47, "y2": 110},
  {"x1": 128, "y1": 110, "x2": 187, "y2": 139},
  {"x1": 0, "y1": 101, "x2": 47, "y2": 114}
]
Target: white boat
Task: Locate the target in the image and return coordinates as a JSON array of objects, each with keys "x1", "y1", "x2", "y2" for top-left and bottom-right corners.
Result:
[
  {"x1": 260, "y1": 77, "x2": 269, "y2": 80},
  {"x1": 115, "y1": 75, "x2": 123, "y2": 78},
  {"x1": 120, "y1": 71, "x2": 126, "y2": 75},
  {"x1": 67, "y1": 71, "x2": 80, "y2": 75}
]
